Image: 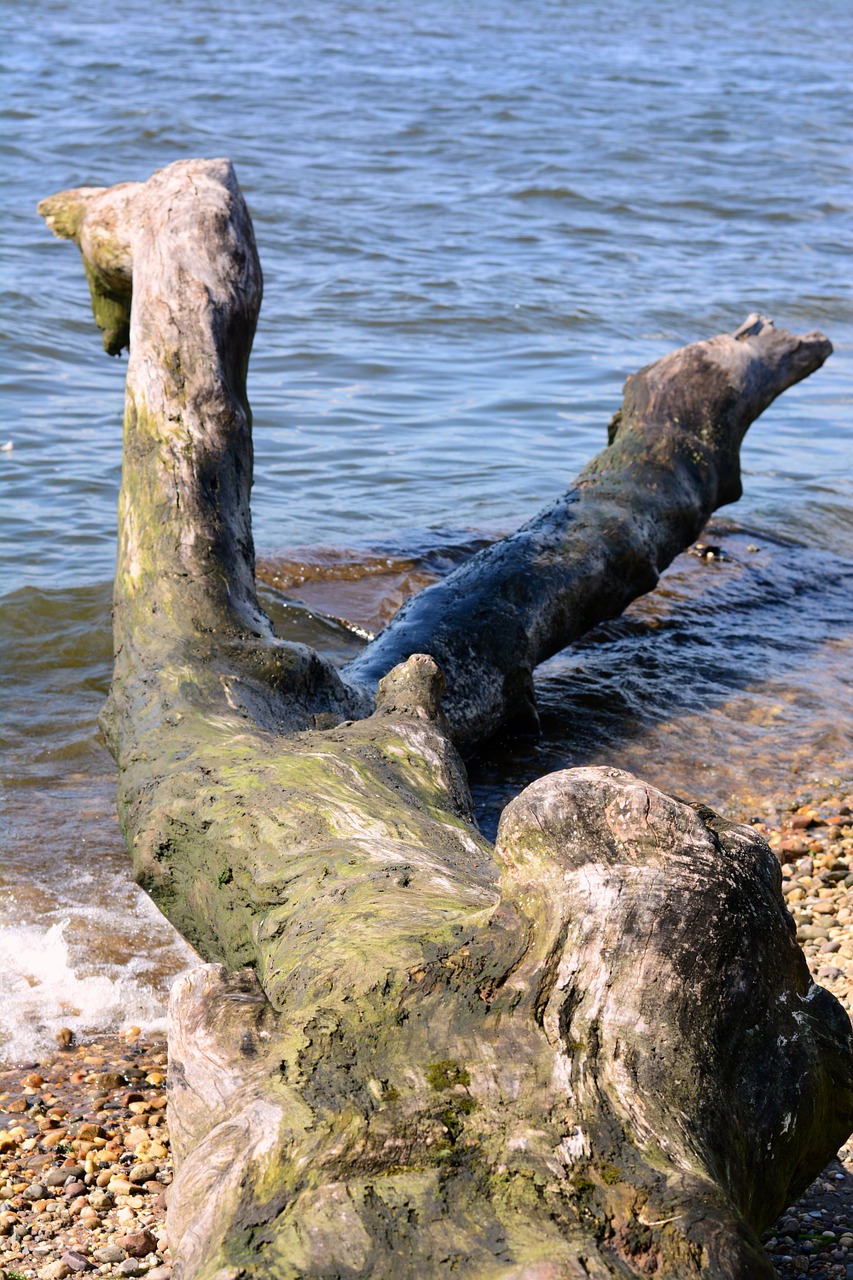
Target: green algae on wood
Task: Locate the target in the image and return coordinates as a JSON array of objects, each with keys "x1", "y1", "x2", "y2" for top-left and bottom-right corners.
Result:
[{"x1": 39, "y1": 157, "x2": 852, "y2": 1279}]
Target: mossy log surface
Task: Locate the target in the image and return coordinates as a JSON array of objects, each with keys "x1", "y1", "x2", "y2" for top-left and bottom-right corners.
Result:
[{"x1": 40, "y1": 158, "x2": 852, "y2": 1280}]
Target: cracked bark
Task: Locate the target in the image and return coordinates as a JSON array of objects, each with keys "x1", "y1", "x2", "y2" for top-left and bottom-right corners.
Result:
[{"x1": 40, "y1": 158, "x2": 853, "y2": 1280}]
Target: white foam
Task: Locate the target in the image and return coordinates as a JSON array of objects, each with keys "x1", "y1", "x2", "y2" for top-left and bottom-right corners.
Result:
[{"x1": 0, "y1": 918, "x2": 180, "y2": 1065}]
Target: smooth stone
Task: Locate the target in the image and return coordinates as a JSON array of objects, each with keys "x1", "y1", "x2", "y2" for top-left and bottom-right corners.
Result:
[
  {"x1": 60, "y1": 1253, "x2": 94, "y2": 1273},
  {"x1": 116, "y1": 1261, "x2": 144, "y2": 1277},
  {"x1": 41, "y1": 1263, "x2": 73, "y2": 1280},
  {"x1": 95, "y1": 1072, "x2": 125, "y2": 1089},
  {"x1": 92, "y1": 1245, "x2": 127, "y2": 1263},
  {"x1": 76, "y1": 1124, "x2": 106, "y2": 1141},
  {"x1": 45, "y1": 1167, "x2": 85, "y2": 1187}
]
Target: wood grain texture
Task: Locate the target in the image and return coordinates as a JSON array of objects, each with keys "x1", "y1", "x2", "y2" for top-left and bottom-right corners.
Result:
[{"x1": 41, "y1": 158, "x2": 851, "y2": 1279}]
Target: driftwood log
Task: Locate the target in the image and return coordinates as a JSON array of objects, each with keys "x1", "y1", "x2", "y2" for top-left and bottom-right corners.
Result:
[{"x1": 40, "y1": 158, "x2": 853, "y2": 1280}]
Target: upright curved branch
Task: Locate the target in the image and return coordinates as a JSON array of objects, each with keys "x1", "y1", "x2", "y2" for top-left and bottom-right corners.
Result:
[{"x1": 41, "y1": 159, "x2": 367, "y2": 765}]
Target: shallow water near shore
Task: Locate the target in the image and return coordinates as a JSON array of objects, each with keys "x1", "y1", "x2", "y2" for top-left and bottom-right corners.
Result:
[{"x1": 1, "y1": 0, "x2": 852, "y2": 1061}]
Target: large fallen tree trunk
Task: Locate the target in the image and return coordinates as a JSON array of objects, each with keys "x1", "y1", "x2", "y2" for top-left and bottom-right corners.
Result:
[{"x1": 40, "y1": 158, "x2": 852, "y2": 1280}]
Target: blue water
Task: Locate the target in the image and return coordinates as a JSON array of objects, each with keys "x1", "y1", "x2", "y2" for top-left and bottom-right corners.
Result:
[{"x1": 1, "y1": 0, "x2": 851, "y2": 1059}]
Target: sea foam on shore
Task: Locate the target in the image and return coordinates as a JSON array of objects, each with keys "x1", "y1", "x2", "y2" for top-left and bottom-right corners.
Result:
[{"x1": 0, "y1": 921, "x2": 183, "y2": 1068}]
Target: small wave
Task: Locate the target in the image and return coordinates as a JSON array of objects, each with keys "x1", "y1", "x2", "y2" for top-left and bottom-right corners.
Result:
[
  {"x1": 0, "y1": 918, "x2": 183, "y2": 1067},
  {"x1": 256, "y1": 528, "x2": 495, "y2": 635},
  {"x1": 509, "y1": 185, "x2": 594, "y2": 204}
]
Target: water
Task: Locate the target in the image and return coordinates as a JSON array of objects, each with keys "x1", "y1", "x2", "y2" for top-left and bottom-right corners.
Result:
[{"x1": 1, "y1": 0, "x2": 852, "y2": 1062}]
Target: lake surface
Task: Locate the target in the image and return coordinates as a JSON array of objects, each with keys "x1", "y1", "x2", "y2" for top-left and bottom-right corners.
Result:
[{"x1": 2, "y1": 0, "x2": 852, "y2": 1062}]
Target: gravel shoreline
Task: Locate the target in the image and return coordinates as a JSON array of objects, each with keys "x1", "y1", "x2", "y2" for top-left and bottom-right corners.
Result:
[
  {"x1": 2, "y1": 794, "x2": 851, "y2": 1279},
  {"x1": 752, "y1": 789, "x2": 853, "y2": 1280},
  {"x1": 1, "y1": 1031, "x2": 172, "y2": 1280}
]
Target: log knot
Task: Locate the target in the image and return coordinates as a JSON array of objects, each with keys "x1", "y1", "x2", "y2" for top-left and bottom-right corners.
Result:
[{"x1": 375, "y1": 653, "x2": 446, "y2": 721}]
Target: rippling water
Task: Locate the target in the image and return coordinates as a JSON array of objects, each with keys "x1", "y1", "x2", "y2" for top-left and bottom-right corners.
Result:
[{"x1": 1, "y1": 0, "x2": 851, "y2": 1061}]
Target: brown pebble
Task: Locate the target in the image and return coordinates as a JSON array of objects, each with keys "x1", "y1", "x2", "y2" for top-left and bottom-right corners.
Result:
[
  {"x1": 55, "y1": 1027, "x2": 75, "y2": 1048},
  {"x1": 46, "y1": 1166, "x2": 84, "y2": 1187},
  {"x1": 124, "y1": 1126, "x2": 151, "y2": 1148},
  {"x1": 61, "y1": 1250, "x2": 95, "y2": 1272},
  {"x1": 96, "y1": 1071, "x2": 126, "y2": 1089},
  {"x1": 42, "y1": 1262, "x2": 73, "y2": 1280},
  {"x1": 74, "y1": 1122, "x2": 106, "y2": 1140},
  {"x1": 778, "y1": 838, "x2": 809, "y2": 856},
  {"x1": 114, "y1": 1227, "x2": 158, "y2": 1257},
  {"x1": 42, "y1": 1128, "x2": 70, "y2": 1147}
]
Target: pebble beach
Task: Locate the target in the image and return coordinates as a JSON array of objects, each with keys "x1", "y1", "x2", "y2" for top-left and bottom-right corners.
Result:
[
  {"x1": 0, "y1": 1031, "x2": 172, "y2": 1280},
  {"x1": 1, "y1": 793, "x2": 851, "y2": 1280}
]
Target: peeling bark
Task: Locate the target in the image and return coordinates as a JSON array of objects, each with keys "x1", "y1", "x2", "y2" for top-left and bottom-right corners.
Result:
[{"x1": 40, "y1": 158, "x2": 852, "y2": 1280}]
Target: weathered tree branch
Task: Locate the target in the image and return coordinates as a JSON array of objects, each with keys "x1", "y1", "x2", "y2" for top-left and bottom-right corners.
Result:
[
  {"x1": 40, "y1": 158, "x2": 852, "y2": 1280},
  {"x1": 345, "y1": 315, "x2": 832, "y2": 747}
]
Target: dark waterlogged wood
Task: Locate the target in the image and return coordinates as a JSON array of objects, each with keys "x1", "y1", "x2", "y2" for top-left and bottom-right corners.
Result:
[
  {"x1": 347, "y1": 313, "x2": 835, "y2": 747},
  {"x1": 40, "y1": 158, "x2": 852, "y2": 1280}
]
